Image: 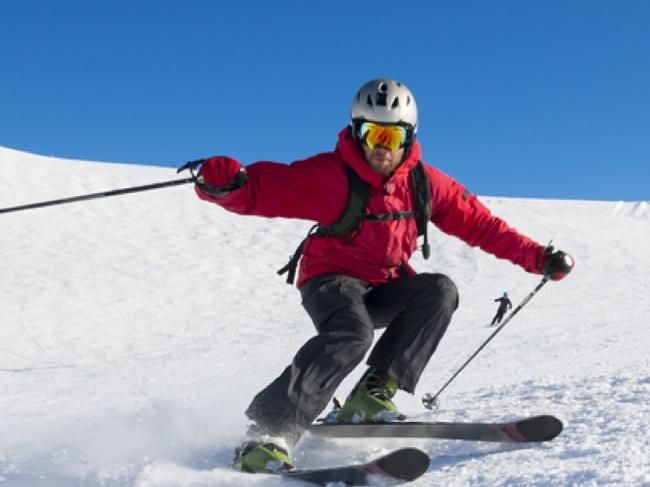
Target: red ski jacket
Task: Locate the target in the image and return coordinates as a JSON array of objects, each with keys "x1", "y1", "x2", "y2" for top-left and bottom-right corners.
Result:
[{"x1": 196, "y1": 127, "x2": 546, "y2": 288}]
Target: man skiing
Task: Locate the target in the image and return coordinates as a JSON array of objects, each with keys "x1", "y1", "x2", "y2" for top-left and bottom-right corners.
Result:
[
  {"x1": 192, "y1": 79, "x2": 575, "y2": 473},
  {"x1": 491, "y1": 292, "x2": 513, "y2": 326}
]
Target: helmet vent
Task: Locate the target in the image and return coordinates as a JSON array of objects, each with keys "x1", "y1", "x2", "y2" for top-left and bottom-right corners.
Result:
[{"x1": 351, "y1": 79, "x2": 417, "y2": 129}]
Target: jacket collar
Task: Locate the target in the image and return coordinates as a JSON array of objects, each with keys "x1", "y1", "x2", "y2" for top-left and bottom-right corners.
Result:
[{"x1": 336, "y1": 126, "x2": 422, "y2": 189}]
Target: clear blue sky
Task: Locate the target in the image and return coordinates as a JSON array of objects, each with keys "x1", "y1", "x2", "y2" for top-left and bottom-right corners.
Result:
[{"x1": 1, "y1": 1, "x2": 649, "y2": 201}]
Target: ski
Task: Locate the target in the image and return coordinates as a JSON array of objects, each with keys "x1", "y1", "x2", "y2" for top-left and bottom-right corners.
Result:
[
  {"x1": 280, "y1": 447, "x2": 430, "y2": 486},
  {"x1": 309, "y1": 414, "x2": 562, "y2": 443}
]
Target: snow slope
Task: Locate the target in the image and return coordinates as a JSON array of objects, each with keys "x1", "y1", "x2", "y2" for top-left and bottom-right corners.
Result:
[{"x1": 1, "y1": 146, "x2": 649, "y2": 486}]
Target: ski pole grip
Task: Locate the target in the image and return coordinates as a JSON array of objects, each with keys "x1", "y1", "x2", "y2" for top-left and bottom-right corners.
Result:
[{"x1": 177, "y1": 158, "x2": 206, "y2": 174}]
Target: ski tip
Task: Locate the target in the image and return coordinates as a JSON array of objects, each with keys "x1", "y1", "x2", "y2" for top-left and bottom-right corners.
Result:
[
  {"x1": 376, "y1": 447, "x2": 430, "y2": 481},
  {"x1": 517, "y1": 415, "x2": 563, "y2": 441}
]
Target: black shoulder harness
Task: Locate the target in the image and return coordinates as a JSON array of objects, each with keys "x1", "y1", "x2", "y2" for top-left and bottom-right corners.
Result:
[{"x1": 277, "y1": 161, "x2": 431, "y2": 284}]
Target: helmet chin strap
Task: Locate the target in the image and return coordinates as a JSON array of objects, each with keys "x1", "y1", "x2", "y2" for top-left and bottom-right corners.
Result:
[{"x1": 400, "y1": 140, "x2": 414, "y2": 164}]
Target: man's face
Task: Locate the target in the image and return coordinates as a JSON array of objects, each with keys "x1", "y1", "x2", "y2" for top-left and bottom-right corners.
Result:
[{"x1": 362, "y1": 144, "x2": 405, "y2": 176}]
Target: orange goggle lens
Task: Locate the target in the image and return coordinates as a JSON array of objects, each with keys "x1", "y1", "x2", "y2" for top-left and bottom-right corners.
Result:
[{"x1": 359, "y1": 122, "x2": 408, "y2": 151}]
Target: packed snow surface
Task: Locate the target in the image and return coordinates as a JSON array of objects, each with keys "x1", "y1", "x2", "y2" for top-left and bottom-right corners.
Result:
[{"x1": 1, "y1": 146, "x2": 649, "y2": 486}]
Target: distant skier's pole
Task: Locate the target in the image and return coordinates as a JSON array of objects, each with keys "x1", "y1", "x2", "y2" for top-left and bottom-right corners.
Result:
[
  {"x1": 0, "y1": 177, "x2": 194, "y2": 215},
  {"x1": 422, "y1": 275, "x2": 550, "y2": 410}
]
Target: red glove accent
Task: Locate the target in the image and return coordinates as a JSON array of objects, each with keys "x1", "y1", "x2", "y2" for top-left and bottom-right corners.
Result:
[{"x1": 199, "y1": 156, "x2": 241, "y2": 188}]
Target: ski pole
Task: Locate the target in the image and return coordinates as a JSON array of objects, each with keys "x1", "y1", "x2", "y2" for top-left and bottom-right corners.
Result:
[
  {"x1": 0, "y1": 157, "x2": 244, "y2": 215},
  {"x1": 422, "y1": 275, "x2": 550, "y2": 410},
  {"x1": 0, "y1": 177, "x2": 195, "y2": 215}
]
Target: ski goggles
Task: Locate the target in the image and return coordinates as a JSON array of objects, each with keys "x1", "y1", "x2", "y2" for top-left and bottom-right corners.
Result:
[{"x1": 358, "y1": 122, "x2": 410, "y2": 152}]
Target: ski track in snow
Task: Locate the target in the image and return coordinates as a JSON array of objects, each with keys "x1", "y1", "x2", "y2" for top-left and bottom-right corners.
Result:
[{"x1": 1, "y1": 146, "x2": 649, "y2": 486}]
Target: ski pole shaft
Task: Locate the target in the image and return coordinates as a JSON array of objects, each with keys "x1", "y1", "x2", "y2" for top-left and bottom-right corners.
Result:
[
  {"x1": 0, "y1": 177, "x2": 194, "y2": 215},
  {"x1": 422, "y1": 275, "x2": 550, "y2": 410}
]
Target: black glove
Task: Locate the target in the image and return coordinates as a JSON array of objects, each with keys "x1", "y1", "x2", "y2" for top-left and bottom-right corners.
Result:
[{"x1": 542, "y1": 246, "x2": 575, "y2": 281}]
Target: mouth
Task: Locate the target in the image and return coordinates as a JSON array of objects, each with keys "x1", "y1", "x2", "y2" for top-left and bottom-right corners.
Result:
[{"x1": 373, "y1": 156, "x2": 392, "y2": 166}]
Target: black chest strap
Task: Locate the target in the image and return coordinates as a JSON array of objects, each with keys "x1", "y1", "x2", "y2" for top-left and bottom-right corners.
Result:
[
  {"x1": 277, "y1": 162, "x2": 431, "y2": 284},
  {"x1": 313, "y1": 166, "x2": 370, "y2": 238}
]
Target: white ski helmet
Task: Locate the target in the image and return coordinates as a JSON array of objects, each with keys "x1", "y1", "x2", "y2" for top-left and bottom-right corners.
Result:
[{"x1": 350, "y1": 79, "x2": 418, "y2": 132}]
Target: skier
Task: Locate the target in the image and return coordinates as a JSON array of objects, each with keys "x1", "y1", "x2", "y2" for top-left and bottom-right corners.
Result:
[
  {"x1": 192, "y1": 79, "x2": 575, "y2": 473},
  {"x1": 491, "y1": 292, "x2": 513, "y2": 326}
]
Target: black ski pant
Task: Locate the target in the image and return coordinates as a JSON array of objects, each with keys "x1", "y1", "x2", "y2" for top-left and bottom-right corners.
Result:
[
  {"x1": 245, "y1": 272, "x2": 459, "y2": 444},
  {"x1": 491, "y1": 309, "x2": 506, "y2": 325}
]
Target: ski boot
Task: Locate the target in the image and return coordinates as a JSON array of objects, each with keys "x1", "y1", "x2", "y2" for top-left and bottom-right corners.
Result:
[
  {"x1": 232, "y1": 436, "x2": 293, "y2": 474},
  {"x1": 335, "y1": 368, "x2": 406, "y2": 423}
]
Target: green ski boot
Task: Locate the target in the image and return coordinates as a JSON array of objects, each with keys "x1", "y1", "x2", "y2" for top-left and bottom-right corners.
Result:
[
  {"x1": 335, "y1": 369, "x2": 406, "y2": 423},
  {"x1": 232, "y1": 438, "x2": 292, "y2": 474}
]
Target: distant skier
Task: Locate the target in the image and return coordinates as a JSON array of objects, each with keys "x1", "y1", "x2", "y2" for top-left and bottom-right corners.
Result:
[
  {"x1": 191, "y1": 79, "x2": 575, "y2": 473},
  {"x1": 491, "y1": 292, "x2": 512, "y2": 326}
]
